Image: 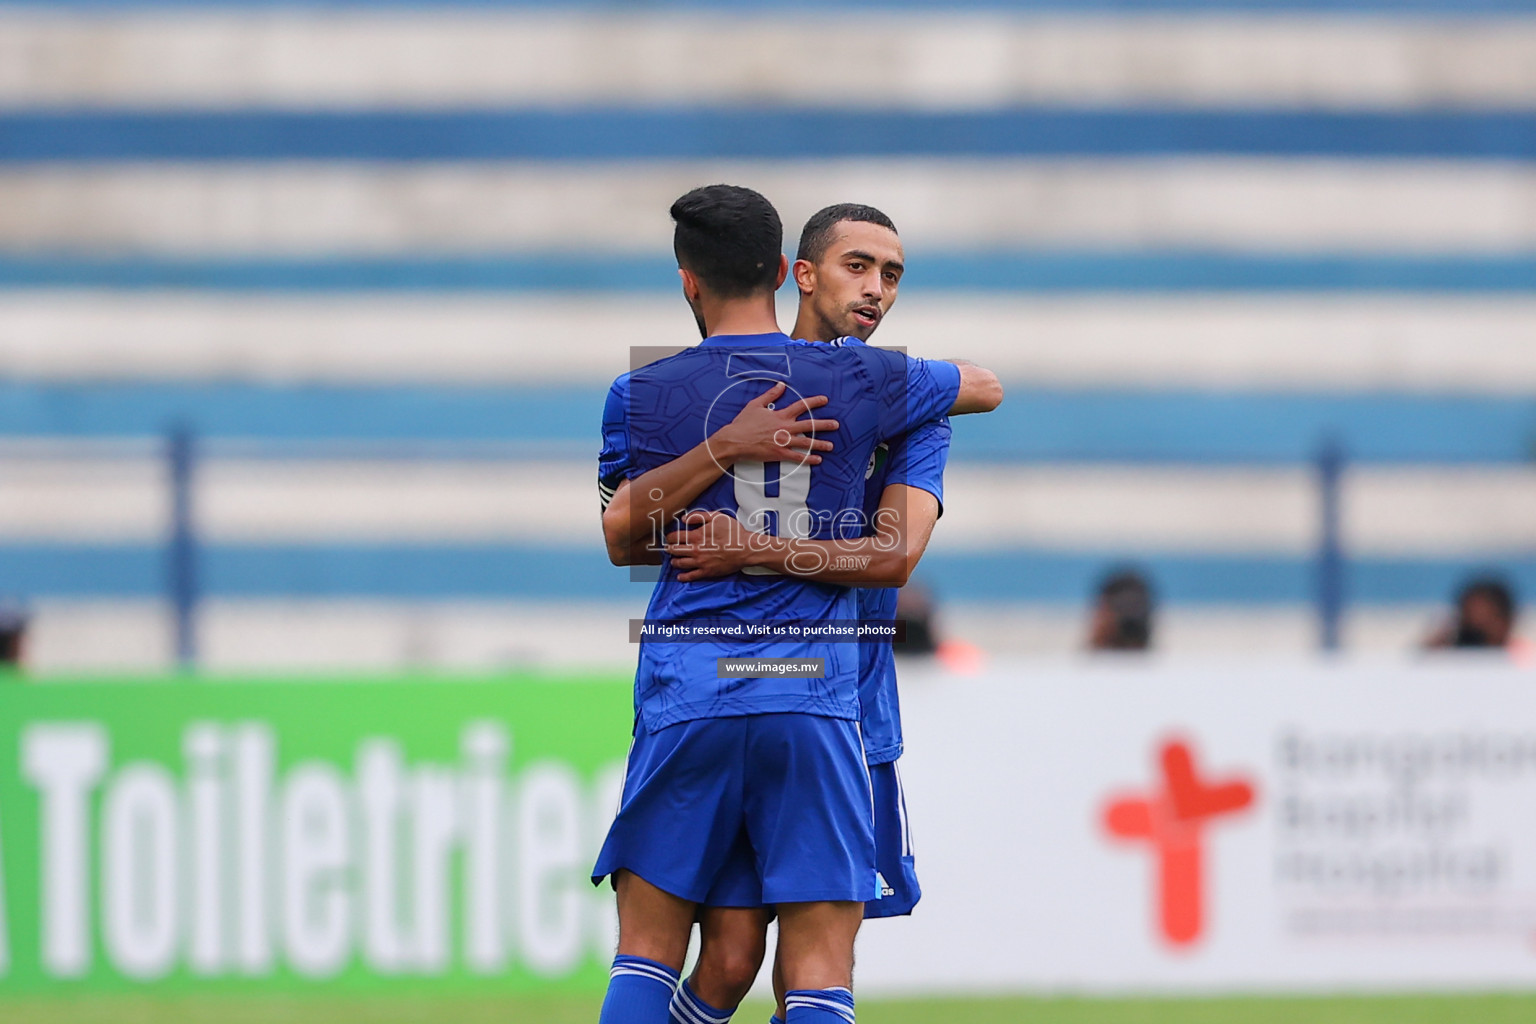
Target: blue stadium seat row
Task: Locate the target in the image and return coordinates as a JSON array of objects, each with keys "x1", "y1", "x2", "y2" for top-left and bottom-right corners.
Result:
[{"x1": 3, "y1": 382, "x2": 1532, "y2": 465}]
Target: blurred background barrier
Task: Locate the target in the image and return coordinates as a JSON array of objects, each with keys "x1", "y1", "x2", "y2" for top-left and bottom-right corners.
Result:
[
  {"x1": 4, "y1": 663, "x2": 1536, "y2": 999},
  {"x1": 0, "y1": 674, "x2": 632, "y2": 995},
  {"x1": 1, "y1": 427, "x2": 1438, "y2": 669},
  {"x1": 859, "y1": 660, "x2": 1536, "y2": 995},
  {"x1": 2, "y1": 0, "x2": 1535, "y2": 671}
]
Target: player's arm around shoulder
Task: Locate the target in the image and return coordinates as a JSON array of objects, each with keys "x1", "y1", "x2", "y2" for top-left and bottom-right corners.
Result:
[
  {"x1": 598, "y1": 382, "x2": 836, "y2": 565},
  {"x1": 664, "y1": 484, "x2": 939, "y2": 587},
  {"x1": 947, "y1": 359, "x2": 1003, "y2": 415},
  {"x1": 861, "y1": 482, "x2": 941, "y2": 587},
  {"x1": 601, "y1": 481, "x2": 663, "y2": 566},
  {"x1": 875, "y1": 345, "x2": 1002, "y2": 419},
  {"x1": 597, "y1": 374, "x2": 647, "y2": 565}
]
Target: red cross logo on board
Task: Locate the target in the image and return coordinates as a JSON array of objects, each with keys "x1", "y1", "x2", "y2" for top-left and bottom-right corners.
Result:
[{"x1": 1102, "y1": 737, "x2": 1257, "y2": 948}]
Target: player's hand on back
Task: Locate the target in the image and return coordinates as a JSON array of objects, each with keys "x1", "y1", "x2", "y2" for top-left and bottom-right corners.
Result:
[
  {"x1": 666, "y1": 510, "x2": 761, "y2": 581},
  {"x1": 710, "y1": 382, "x2": 837, "y2": 467}
]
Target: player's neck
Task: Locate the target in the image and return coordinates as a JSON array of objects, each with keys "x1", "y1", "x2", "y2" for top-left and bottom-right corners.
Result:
[
  {"x1": 790, "y1": 306, "x2": 834, "y2": 343},
  {"x1": 700, "y1": 293, "x2": 781, "y2": 339}
]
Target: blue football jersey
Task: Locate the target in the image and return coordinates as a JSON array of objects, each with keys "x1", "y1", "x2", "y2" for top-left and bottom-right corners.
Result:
[
  {"x1": 855, "y1": 416, "x2": 951, "y2": 765},
  {"x1": 600, "y1": 332, "x2": 960, "y2": 730}
]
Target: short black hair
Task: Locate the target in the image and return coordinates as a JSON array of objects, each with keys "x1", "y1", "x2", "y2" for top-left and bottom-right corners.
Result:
[
  {"x1": 796, "y1": 203, "x2": 898, "y2": 264},
  {"x1": 670, "y1": 185, "x2": 783, "y2": 298},
  {"x1": 1097, "y1": 569, "x2": 1154, "y2": 650},
  {"x1": 1459, "y1": 576, "x2": 1516, "y2": 622}
]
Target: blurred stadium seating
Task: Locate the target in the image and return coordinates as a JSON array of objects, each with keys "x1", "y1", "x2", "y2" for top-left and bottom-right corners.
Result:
[{"x1": 1, "y1": 0, "x2": 1533, "y2": 672}]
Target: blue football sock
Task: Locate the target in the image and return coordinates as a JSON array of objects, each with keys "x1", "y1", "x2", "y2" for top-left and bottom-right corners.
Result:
[
  {"x1": 769, "y1": 1016, "x2": 786, "y2": 1024},
  {"x1": 669, "y1": 978, "x2": 734, "y2": 1024},
  {"x1": 600, "y1": 954, "x2": 681, "y2": 1024},
  {"x1": 784, "y1": 987, "x2": 855, "y2": 1024}
]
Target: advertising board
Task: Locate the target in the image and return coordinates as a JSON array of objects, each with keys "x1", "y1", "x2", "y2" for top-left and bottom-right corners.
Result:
[
  {"x1": 0, "y1": 675, "x2": 632, "y2": 996},
  {"x1": 6, "y1": 662, "x2": 1535, "y2": 999},
  {"x1": 859, "y1": 660, "x2": 1536, "y2": 994}
]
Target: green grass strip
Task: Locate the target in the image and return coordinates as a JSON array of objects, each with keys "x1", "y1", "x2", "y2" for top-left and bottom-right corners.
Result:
[{"x1": 4, "y1": 993, "x2": 1536, "y2": 1024}]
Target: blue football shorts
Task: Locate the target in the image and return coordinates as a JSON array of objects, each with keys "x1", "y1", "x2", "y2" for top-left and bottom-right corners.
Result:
[
  {"x1": 592, "y1": 712, "x2": 877, "y2": 906},
  {"x1": 864, "y1": 759, "x2": 921, "y2": 918},
  {"x1": 702, "y1": 757, "x2": 920, "y2": 918}
]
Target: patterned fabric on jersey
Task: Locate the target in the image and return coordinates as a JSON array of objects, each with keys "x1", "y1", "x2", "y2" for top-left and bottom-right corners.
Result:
[
  {"x1": 599, "y1": 332, "x2": 959, "y2": 730},
  {"x1": 854, "y1": 416, "x2": 950, "y2": 765},
  {"x1": 825, "y1": 335, "x2": 953, "y2": 765}
]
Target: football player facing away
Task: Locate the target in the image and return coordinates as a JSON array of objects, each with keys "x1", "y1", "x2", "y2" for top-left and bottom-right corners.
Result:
[
  {"x1": 593, "y1": 186, "x2": 990, "y2": 1024},
  {"x1": 631, "y1": 204, "x2": 1001, "y2": 1024}
]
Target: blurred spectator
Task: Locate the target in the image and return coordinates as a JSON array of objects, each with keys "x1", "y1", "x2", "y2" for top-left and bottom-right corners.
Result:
[
  {"x1": 0, "y1": 602, "x2": 28, "y2": 673},
  {"x1": 893, "y1": 583, "x2": 984, "y2": 672},
  {"x1": 893, "y1": 584, "x2": 939, "y2": 657},
  {"x1": 1424, "y1": 576, "x2": 1524, "y2": 653},
  {"x1": 1089, "y1": 569, "x2": 1155, "y2": 652}
]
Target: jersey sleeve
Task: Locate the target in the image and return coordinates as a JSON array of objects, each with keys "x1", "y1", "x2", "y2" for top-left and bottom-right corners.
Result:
[
  {"x1": 886, "y1": 417, "x2": 953, "y2": 512},
  {"x1": 598, "y1": 374, "x2": 633, "y2": 511},
  {"x1": 867, "y1": 349, "x2": 961, "y2": 439}
]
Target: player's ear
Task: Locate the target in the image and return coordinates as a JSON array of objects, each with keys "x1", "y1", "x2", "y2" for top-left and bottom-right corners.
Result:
[
  {"x1": 773, "y1": 253, "x2": 789, "y2": 289},
  {"x1": 678, "y1": 267, "x2": 701, "y2": 305},
  {"x1": 791, "y1": 258, "x2": 816, "y2": 296}
]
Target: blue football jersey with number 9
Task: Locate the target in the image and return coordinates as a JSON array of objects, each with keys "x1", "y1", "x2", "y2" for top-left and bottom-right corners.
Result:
[{"x1": 600, "y1": 332, "x2": 959, "y2": 730}]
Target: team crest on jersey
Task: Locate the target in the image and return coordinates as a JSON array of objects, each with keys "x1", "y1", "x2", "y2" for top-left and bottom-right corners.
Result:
[{"x1": 866, "y1": 442, "x2": 890, "y2": 481}]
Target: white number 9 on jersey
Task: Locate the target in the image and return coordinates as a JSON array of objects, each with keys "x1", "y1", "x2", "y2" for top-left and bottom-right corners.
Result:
[{"x1": 732, "y1": 461, "x2": 812, "y2": 576}]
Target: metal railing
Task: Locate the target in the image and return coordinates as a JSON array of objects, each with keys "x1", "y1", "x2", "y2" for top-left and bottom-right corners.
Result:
[{"x1": 136, "y1": 428, "x2": 1362, "y2": 669}]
